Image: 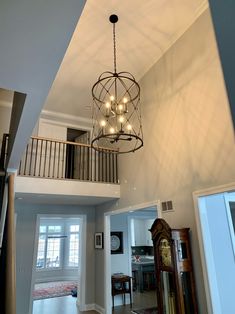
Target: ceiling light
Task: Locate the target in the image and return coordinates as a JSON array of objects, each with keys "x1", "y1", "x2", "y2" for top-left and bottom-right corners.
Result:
[{"x1": 91, "y1": 14, "x2": 143, "y2": 154}]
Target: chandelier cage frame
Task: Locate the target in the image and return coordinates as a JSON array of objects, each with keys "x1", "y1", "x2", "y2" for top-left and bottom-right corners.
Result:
[{"x1": 91, "y1": 14, "x2": 143, "y2": 154}]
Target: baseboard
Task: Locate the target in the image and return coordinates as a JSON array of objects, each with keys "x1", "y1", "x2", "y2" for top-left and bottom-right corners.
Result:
[
  {"x1": 78, "y1": 303, "x2": 105, "y2": 314},
  {"x1": 95, "y1": 304, "x2": 105, "y2": 314},
  {"x1": 35, "y1": 276, "x2": 77, "y2": 283}
]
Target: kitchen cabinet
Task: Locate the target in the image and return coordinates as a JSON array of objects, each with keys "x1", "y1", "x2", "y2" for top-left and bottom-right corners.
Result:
[
  {"x1": 131, "y1": 218, "x2": 154, "y2": 246},
  {"x1": 132, "y1": 258, "x2": 155, "y2": 292}
]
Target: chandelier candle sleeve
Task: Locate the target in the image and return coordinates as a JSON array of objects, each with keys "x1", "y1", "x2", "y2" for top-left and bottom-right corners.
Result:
[{"x1": 91, "y1": 14, "x2": 143, "y2": 154}]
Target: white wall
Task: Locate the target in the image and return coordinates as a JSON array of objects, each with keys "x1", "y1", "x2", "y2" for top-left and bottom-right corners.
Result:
[
  {"x1": 110, "y1": 213, "x2": 131, "y2": 306},
  {"x1": 111, "y1": 213, "x2": 130, "y2": 275},
  {"x1": 15, "y1": 203, "x2": 95, "y2": 314},
  {"x1": 95, "y1": 9, "x2": 235, "y2": 313}
]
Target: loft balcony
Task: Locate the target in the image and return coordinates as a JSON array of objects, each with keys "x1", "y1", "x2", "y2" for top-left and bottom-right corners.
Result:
[{"x1": 1, "y1": 134, "x2": 120, "y2": 205}]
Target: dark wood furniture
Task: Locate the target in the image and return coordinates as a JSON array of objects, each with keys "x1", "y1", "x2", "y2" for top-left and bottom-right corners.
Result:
[
  {"x1": 150, "y1": 218, "x2": 198, "y2": 314},
  {"x1": 111, "y1": 275, "x2": 132, "y2": 309}
]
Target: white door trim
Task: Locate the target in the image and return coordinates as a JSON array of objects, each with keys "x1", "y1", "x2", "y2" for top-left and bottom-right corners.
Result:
[
  {"x1": 224, "y1": 192, "x2": 235, "y2": 260},
  {"x1": 193, "y1": 181, "x2": 235, "y2": 314},
  {"x1": 104, "y1": 200, "x2": 160, "y2": 314}
]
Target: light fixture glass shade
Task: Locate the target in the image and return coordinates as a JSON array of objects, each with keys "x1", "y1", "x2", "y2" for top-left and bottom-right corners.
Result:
[{"x1": 91, "y1": 15, "x2": 143, "y2": 154}]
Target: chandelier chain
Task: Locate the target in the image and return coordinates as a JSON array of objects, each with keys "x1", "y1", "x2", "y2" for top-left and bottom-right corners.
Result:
[{"x1": 113, "y1": 22, "x2": 117, "y2": 73}]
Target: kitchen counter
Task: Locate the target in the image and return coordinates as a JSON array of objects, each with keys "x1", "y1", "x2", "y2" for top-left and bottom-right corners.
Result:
[{"x1": 132, "y1": 256, "x2": 155, "y2": 292}]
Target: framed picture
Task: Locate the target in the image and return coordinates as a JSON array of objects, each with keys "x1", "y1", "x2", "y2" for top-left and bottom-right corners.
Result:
[
  {"x1": 95, "y1": 232, "x2": 103, "y2": 249},
  {"x1": 111, "y1": 231, "x2": 123, "y2": 254}
]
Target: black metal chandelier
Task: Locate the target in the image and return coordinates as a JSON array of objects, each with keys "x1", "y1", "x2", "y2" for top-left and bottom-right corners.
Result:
[{"x1": 91, "y1": 14, "x2": 143, "y2": 154}]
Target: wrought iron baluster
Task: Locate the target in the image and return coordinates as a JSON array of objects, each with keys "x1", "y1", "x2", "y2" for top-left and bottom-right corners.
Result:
[
  {"x1": 43, "y1": 140, "x2": 48, "y2": 177},
  {"x1": 105, "y1": 151, "x2": 108, "y2": 182},
  {"x1": 52, "y1": 141, "x2": 56, "y2": 178},
  {"x1": 48, "y1": 140, "x2": 52, "y2": 177},
  {"x1": 57, "y1": 142, "x2": 61, "y2": 179},
  {"x1": 62, "y1": 143, "x2": 65, "y2": 179},
  {"x1": 115, "y1": 154, "x2": 118, "y2": 183},
  {"x1": 38, "y1": 139, "x2": 43, "y2": 177},
  {"x1": 29, "y1": 138, "x2": 34, "y2": 176},
  {"x1": 112, "y1": 152, "x2": 114, "y2": 183},
  {"x1": 33, "y1": 139, "x2": 38, "y2": 176},
  {"x1": 94, "y1": 150, "x2": 97, "y2": 181},
  {"x1": 87, "y1": 146, "x2": 90, "y2": 181}
]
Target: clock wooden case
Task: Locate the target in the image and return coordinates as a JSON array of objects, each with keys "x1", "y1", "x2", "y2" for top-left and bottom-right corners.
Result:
[{"x1": 150, "y1": 218, "x2": 198, "y2": 314}]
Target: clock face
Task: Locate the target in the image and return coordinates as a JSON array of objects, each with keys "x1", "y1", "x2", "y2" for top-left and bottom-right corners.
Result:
[{"x1": 111, "y1": 235, "x2": 120, "y2": 251}]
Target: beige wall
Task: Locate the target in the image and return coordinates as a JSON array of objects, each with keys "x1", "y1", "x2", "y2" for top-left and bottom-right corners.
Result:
[{"x1": 96, "y1": 9, "x2": 235, "y2": 313}]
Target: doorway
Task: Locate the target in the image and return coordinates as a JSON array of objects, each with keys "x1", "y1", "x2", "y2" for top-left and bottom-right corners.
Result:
[
  {"x1": 104, "y1": 201, "x2": 160, "y2": 314},
  {"x1": 65, "y1": 128, "x2": 90, "y2": 179},
  {"x1": 194, "y1": 183, "x2": 235, "y2": 314},
  {"x1": 30, "y1": 214, "x2": 86, "y2": 314}
]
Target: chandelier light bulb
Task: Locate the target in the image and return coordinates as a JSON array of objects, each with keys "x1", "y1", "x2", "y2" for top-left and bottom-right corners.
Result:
[
  {"x1": 100, "y1": 120, "x2": 106, "y2": 127},
  {"x1": 123, "y1": 97, "x2": 128, "y2": 103},
  {"x1": 118, "y1": 104, "x2": 124, "y2": 113},
  {"x1": 119, "y1": 116, "x2": 125, "y2": 123},
  {"x1": 105, "y1": 102, "x2": 111, "y2": 108},
  {"x1": 110, "y1": 95, "x2": 115, "y2": 101},
  {"x1": 110, "y1": 127, "x2": 115, "y2": 134},
  {"x1": 127, "y1": 124, "x2": 132, "y2": 131}
]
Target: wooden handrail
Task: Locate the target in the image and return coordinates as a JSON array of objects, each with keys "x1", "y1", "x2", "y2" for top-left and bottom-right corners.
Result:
[{"x1": 30, "y1": 135, "x2": 118, "y2": 152}]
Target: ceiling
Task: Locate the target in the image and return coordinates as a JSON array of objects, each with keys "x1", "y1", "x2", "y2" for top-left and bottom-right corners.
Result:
[
  {"x1": 42, "y1": 0, "x2": 208, "y2": 119},
  {"x1": 0, "y1": 1, "x2": 209, "y2": 118}
]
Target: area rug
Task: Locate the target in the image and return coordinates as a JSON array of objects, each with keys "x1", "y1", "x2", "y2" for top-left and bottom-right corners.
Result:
[
  {"x1": 33, "y1": 281, "x2": 78, "y2": 300},
  {"x1": 132, "y1": 307, "x2": 158, "y2": 314}
]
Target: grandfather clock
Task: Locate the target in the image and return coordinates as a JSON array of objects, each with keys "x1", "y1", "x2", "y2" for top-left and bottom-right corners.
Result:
[{"x1": 150, "y1": 218, "x2": 198, "y2": 314}]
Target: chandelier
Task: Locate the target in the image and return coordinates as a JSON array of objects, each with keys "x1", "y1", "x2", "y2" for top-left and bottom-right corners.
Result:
[{"x1": 91, "y1": 14, "x2": 143, "y2": 154}]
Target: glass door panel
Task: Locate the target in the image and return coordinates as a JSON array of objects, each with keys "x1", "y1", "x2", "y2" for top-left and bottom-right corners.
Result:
[{"x1": 161, "y1": 271, "x2": 177, "y2": 314}]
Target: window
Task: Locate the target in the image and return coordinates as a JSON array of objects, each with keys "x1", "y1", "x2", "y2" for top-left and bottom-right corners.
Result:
[
  {"x1": 36, "y1": 224, "x2": 62, "y2": 269},
  {"x1": 36, "y1": 219, "x2": 80, "y2": 270},
  {"x1": 68, "y1": 225, "x2": 79, "y2": 267}
]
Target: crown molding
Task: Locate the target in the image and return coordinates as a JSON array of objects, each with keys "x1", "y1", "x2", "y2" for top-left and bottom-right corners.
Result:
[{"x1": 40, "y1": 109, "x2": 92, "y2": 129}]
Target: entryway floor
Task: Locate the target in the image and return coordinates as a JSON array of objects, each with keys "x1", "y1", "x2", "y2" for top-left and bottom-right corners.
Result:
[
  {"x1": 33, "y1": 296, "x2": 80, "y2": 314},
  {"x1": 114, "y1": 290, "x2": 157, "y2": 314},
  {"x1": 32, "y1": 290, "x2": 156, "y2": 314}
]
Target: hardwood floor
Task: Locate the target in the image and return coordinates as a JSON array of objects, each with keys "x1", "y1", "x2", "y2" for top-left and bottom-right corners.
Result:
[
  {"x1": 33, "y1": 296, "x2": 79, "y2": 314},
  {"x1": 32, "y1": 290, "x2": 157, "y2": 314},
  {"x1": 113, "y1": 290, "x2": 157, "y2": 314}
]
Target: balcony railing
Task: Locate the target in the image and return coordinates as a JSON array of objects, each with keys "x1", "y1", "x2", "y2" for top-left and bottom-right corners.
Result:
[{"x1": 1, "y1": 134, "x2": 119, "y2": 184}]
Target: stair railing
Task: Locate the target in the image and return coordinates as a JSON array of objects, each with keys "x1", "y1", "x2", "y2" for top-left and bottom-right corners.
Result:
[{"x1": 18, "y1": 135, "x2": 119, "y2": 184}]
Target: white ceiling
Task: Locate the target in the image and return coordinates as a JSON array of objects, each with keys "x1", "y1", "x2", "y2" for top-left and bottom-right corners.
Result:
[{"x1": 43, "y1": 0, "x2": 208, "y2": 119}]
